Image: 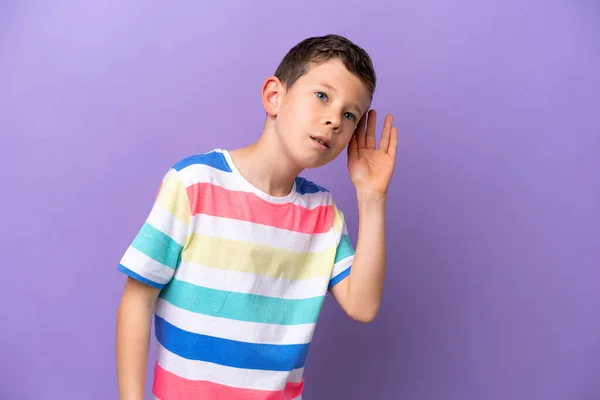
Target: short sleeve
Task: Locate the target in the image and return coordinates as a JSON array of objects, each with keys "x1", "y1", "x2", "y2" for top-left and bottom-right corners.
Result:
[
  {"x1": 328, "y1": 203, "x2": 354, "y2": 290},
  {"x1": 117, "y1": 167, "x2": 191, "y2": 289}
]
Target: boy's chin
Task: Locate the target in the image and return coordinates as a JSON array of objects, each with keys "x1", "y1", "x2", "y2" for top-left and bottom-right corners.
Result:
[
  {"x1": 286, "y1": 144, "x2": 341, "y2": 170},
  {"x1": 297, "y1": 154, "x2": 335, "y2": 169}
]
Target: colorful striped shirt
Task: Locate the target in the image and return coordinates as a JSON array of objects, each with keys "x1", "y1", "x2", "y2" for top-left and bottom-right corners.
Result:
[{"x1": 117, "y1": 149, "x2": 355, "y2": 400}]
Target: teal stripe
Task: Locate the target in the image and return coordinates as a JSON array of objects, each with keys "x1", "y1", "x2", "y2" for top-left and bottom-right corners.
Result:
[
  {"x1": 131, "y1": 223, "x2": 182, "y2": 269},
  {"x1": 160, "y1": 279, "x2": 325, "y2": 325},
  {"x1": 334, "y1": 234, "x2": 354, "y2": 263}
]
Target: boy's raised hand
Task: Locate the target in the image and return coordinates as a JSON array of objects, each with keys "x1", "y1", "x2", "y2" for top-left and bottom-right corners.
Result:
[{"x1": 347, "y1": 110, "x2": 398, "y2": 197}]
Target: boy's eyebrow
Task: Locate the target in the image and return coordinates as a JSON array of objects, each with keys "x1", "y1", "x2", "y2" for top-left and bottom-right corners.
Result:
[
  {"x1": 348, "y1": 101, "x2": 364, "y2": 116},
  {"x1": 320, "y1": 83, "x2": 337, "y2": 92},
  {"x1": 353, "y1": 104, "x2": 365, "y2": 116},
  {"x1": 317, "y1": 83, "x2": 364, "y2": 115}
]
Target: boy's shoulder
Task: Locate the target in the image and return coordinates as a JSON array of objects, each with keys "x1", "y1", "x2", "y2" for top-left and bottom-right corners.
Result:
[
  {"x1": 169, "y1": 149, "x2": 232, "y2": 174},
  {"x1": 293, "y1": 175, "x2": 330, "y2": 195}
]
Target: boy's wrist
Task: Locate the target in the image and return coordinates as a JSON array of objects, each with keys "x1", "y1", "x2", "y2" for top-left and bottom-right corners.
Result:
[{"x1": 356, "y1": 190, "x2": 387, "y2": 212}]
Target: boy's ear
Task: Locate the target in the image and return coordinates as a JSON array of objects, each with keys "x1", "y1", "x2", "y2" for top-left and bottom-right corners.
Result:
[{"x1": 262, "y1": 76, "x2": 284, "y2": 116}]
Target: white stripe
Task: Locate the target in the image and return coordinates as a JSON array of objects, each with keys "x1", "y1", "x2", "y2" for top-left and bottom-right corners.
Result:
[
  {"x1": 177, "y1": 161, "x2": 332, "y2": 210},
  {"x1": 146, "y1": 203, "x2": 188, "y2": 247},
  {"x1": 341, "y1": 219, "x2": 349, "y2": 235},
  {"x1": 175, "y1": 261, "x2": 329, "y2": 299},
  {"x1": 156, "y1": 343, "x2": 304, "y2": 391},
  {"x1": 120, "y1": 246, "x2": 173, "y2": 285},
  {"x1": 155, "y1": 299, "x2": 316, "y2": 345},
  {"x1": 190, "y1": 213, "x2": 336, "y2": 253},
  {"x1": 332, "y1": 255, "x2": 353, "y2": 278}
]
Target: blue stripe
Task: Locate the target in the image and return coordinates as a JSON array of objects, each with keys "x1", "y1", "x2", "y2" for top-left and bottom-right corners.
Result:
[
  {"x1": 334, "y1": 234, "x2": 354, "y2": 263},
  {"x1": 155, "y1": 316, "x2": 310, "y2": 371},
  {"x1": 131, "y1": 223, "x2": 182, "y2": 269},
  {"x1": 160, "y1": 279, "x2": 324, "y2": 325},
  {"x1": 328, "y1": 266, "x2": 351, "y2": 289},
  {"x1": 172, "y1": 151, "x2": 232, "y2": 172},
  {"x1": 295, "y1": 177, "x2": 329, "y2": 194},
  {"x1": 117, "y1": 264, "x2": 165, "y2": 289}
]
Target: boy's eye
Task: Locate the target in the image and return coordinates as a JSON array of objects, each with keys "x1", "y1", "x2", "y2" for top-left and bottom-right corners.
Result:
[
  {"x1": 315, "y1": 92, "x2": 328, "y2": 101},
  {"x1": 344, "y1": 112, "x2": 355, "y2": 121}
]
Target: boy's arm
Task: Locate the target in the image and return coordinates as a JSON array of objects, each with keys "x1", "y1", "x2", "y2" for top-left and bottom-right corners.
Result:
[
  {"x1": 330, "y1": 110, "x2": 398, "y2": 323},
  {"x1": 114, "y1": 165, "x2": 192, "y2": 399},
  {"x1": 330, "y1": 193, "x2": 386, "y2": 323},
  {"x1": 116, "y1": 278, "x2": 160, "y2": 400}
]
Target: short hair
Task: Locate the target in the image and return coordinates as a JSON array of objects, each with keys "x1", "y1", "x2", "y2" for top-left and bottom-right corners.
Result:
[{"x1": 274, "y1": 34, "x2": 376, "y2": 97}]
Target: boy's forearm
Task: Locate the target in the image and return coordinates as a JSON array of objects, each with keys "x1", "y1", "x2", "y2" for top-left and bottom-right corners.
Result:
[
  {"x1": 346, "y1": 191, "x2": 387, "y2": 321},
  {"x1": 116, "y1": 280, "x2": 158, "y2": 400}
]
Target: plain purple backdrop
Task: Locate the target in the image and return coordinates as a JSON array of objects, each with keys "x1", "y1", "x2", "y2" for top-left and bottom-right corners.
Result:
[{"x1": 1, "y1": 1, "x2": 599, "y2": 399}]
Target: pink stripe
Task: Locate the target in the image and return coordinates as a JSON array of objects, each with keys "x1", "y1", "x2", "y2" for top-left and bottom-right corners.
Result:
[
  {"x1": 155, "y1": 181, "x2": 163, "y2": 201},
  {"x1": 187, "y1": 183, "x2": 333, "y2": 234},
  {"x1": 152, "y1": 363, "x2": 304, "y2": 400}
]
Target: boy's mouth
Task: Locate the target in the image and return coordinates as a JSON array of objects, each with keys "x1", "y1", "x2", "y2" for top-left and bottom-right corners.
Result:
[{"x1": 310, "y1": 136, "x2": 331, "y2": 149}]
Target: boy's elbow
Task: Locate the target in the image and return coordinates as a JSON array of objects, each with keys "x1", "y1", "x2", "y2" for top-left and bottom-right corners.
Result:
[{"x1": 346, "y1": 302, "x2": 380, "y2": 323}]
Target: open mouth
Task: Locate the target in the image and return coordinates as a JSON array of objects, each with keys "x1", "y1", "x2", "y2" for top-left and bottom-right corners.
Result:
[{"x1": 310, "y1": 136, "x2": 330, "y2": 148}]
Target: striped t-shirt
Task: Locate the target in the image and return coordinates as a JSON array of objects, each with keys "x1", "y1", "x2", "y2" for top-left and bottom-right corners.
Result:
[{"x1": 117, "y1": 149, "x2": 355, "y2": 400}]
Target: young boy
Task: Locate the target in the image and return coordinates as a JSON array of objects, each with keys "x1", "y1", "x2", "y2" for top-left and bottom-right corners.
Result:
[{"x1": 116, "y1": 34, "x2": 398, "y2": 400}]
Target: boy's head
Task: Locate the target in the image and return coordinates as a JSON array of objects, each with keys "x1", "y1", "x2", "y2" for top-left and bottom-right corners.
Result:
[
  {"x1": 262, "y1": 34, "x2": 376, "y2": 169},
  {"x1": 274, "y1": 34, "x2": 376, "y2": 99}
]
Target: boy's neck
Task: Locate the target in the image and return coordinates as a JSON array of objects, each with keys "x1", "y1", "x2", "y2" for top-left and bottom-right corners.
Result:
[{"x1": 228, "y1": 128, "x2": 303, "y2": 198}]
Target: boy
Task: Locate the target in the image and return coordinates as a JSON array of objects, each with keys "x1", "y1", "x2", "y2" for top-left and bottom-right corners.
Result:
[{"x1": 116, "y1": 34, "x2": 398, "y2": 400}]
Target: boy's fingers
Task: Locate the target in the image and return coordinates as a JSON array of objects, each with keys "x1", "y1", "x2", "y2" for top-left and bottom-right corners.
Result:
[
  {"x1": 347, "y1": 134, "x2": 358, "y2": 160},
  {"x1": 365, "y1": 110, "x2": 377, "y2": 150},
  {"x1": 388, "y1": 127, "x2": 398, "y2": 158},
  {"x1": 379, "y1": 114, "x2": 393, "y2": 152},
  {"x1": 355, "y1": 113, "x2": 367, "y2": 149}
]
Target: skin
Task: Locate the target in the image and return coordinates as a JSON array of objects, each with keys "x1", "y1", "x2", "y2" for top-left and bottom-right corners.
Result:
[
  {"x1": 116, "y1": 277, "x2": 160, "y2": 400},
  {"x1": 116, "y1": 57, "x2": 398, "y2": 399}
]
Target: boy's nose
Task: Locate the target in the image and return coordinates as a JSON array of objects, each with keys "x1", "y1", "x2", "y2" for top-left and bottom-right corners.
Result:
[{"x1": 324, "y1": 117, "x2": 341, "y2": 131}]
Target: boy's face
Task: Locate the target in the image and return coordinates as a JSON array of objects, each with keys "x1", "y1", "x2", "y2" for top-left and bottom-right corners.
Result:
[{"x1": 267, "y1": 58, "x2": 372, "y2": 169}]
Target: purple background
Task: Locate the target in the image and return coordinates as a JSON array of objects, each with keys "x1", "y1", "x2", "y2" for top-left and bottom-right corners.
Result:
[{"x1": 1, "y1": 1, "x2": 599, "y2": 399}]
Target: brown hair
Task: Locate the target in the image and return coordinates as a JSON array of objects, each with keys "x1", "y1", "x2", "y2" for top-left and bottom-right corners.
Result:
[{"x1": 274, "y1": 34, "x2": 376, "y2": 97}]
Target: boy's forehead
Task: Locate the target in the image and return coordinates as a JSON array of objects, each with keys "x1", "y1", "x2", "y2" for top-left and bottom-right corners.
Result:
[
  {"x1": 300, "y1": 60, "x2": 372, "y2": 110},
  {"x1": 302, "y1": 60, "x2": 357, "y2": 84}
]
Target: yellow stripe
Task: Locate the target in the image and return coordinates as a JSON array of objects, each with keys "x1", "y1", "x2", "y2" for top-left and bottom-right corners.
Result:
[
  {"x1": 332, "y1": 203, "x2": 344, "y2": 235},
  {"x1": 181, "y1": 234, "x2": 336, "y2": 280},
  {"x1": 156, "y1": 170, "x2": 190, "y2": 225}
]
